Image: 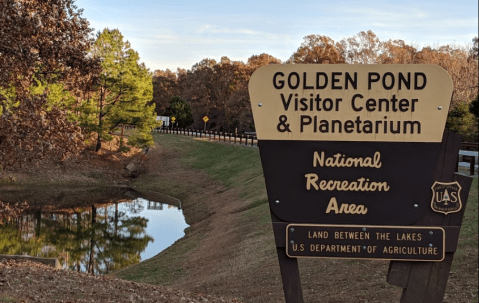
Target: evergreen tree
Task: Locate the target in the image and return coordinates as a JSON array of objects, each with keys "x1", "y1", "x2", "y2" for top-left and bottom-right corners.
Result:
[
  {"x1": 446, "y1": 101, "x2": 478, "y2": 142},
  {"x1": 162, "y1": 96, "x2": 194, "y2": 128},
  {"x1": 88, "y1": 28, "x2": 156, "y2": 151},
  {"x1": 470, "y1": 95, "x2": 479, "y2": 120}
]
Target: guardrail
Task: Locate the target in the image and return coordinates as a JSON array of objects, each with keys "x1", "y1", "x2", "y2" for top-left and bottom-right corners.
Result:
[
  {"x1": 456, "y1": 149, "x2": 478, "y2": 176},
  {"x1": 153, "y1": 127, "x2": 258, "y2": 147},
  {"x1": 461, "y1": 142, "x2": 478, "y2": 151},
  {"x1": 457, "y1": 142, "x2": 478, "y2": 176}
]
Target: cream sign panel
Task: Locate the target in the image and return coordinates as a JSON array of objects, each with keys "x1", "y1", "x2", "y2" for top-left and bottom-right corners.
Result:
[{"x1": 249, "y1": 64, "x2": 453, "y2": 142}]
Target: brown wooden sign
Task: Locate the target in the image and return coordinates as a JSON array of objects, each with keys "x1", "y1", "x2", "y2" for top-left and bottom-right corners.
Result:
[
  {"x1": 248, "y1": 64, "x2": 473, "y2": 303},
  {"x1": 249, "y1": 65, "x2": 453, "y2": 226},
  {"x1": 286, "y1": 224, "x2": 445, "y2": 261}
]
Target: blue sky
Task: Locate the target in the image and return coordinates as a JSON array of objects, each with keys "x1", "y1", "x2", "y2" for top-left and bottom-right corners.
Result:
[{"x1": 76, "y1": 0, "x2": 478, "y2": 72}]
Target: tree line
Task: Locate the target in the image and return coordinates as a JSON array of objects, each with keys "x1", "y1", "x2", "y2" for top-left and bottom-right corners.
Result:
[
  {"x1": 152, "y1": 31, "x2": 478, "y2": 141},
  {"x1": 0, "y1": 1, "x2": 477, "y2": 171}
]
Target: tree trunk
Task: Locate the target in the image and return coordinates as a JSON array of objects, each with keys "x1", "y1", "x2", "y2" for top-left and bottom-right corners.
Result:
[
  {"x1": 76, "y1": 212, "x2": 82, "y2": 272},
  {"x1": 88, "y1": 205, "x2": 97, "y2": 274},
  {"x1": 34, "y1": 208, "x2": 42, "y2": 238},
  {"x1": 120, "y1": 124, "x2": 124, "y2": 147},
  {"x1": 114, "y1": 203, "x2": 118, "y2": 237},
  {"x1": 95, "y1": 85, "x2": 104, "y2": 152}
]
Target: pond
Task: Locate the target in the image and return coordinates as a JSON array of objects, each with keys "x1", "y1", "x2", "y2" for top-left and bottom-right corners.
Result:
[{"x1": 0, "y1": 185, "x2": 189, "y2": 275}]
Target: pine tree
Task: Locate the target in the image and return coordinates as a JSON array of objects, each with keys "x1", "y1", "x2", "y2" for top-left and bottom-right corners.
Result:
[
  {"x1": 88, "y1": 29, "x2": 156, "y2": 151},
  {"x1": 162, "y1": 96, "x2": 194, "y2": 128}
]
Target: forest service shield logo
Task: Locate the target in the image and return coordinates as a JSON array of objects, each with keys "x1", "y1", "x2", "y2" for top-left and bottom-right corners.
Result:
[{"x1": 431, "y1": 181, "x2": 462, "y2": 215}]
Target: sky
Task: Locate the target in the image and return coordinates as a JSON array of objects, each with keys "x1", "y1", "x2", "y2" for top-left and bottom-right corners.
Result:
[{"x1": 76, "y1": 0, "x2": 478, "y2": 72}]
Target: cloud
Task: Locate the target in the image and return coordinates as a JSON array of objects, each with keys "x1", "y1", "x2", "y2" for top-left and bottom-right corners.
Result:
[
  {"x1": 197, "y1": 24, "x2": 269, "y2": 36},
  {"x1": 142, "y1": 34, "x2": 180, "y2": 43},
  {"x1": 343, "y1": 7, "x2": 429, "y2": 21}
]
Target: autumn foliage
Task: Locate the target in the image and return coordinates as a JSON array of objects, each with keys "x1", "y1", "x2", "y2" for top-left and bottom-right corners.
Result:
[
  {"x1": 0, "y1": 94, "x2": 84, "y2": 169},
  {"x1": 0, "y1": 0, "x2": 100, "y2": 169},
  {"x1": 0, "y1": 200, "x2": 27, "y2": 225},
  {"x1": 153, "y1": 54, "x2": 281, "y2": 132},
  {"x1": 152, "y1": 31, "x2": 478, "y2": 138},
  {"x1": 0, "y1": 0, "x2": 99, "y2": 97}
]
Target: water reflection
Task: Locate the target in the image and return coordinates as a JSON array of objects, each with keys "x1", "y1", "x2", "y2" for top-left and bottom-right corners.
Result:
[{"x1": 0, "y1": 187, "x2": 188, "y2": 275}]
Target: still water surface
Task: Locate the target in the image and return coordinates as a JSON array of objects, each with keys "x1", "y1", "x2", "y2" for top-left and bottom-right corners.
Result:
[
  {"x1": 0, "y1": 186, "x2": 188, "y2": 275},
  {"x1": 127, "y1": 198, "x2": 189, "y2": 260}
]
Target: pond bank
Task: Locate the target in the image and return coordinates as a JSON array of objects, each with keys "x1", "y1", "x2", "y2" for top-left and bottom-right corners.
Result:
[{"x1": 0, "y1": 139, "x2": 143, "y2": 187}]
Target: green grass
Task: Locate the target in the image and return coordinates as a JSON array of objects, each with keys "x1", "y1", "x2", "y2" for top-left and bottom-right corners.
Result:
[
  {"x1": 180, "y1": 137, "x2": 272, "y2": 229},
  {"x1": 113, "y1": 227, "x2": 198, "y2": 285},
  {"x1": 454, "y1": 177, "x2": 478, "y2": 261},
  {"x1": 183, "y1": 140, "x2": 264, "y2": 191},
  {"x1": 114, "y1": 134, "x2": 271, "y2": 285},
  {"x1": 461, "y1": 177, "x2": 478, "y2": 240},
  {"x1": 150, "y1": 133, "x2": 267, "y2": 202},
  {"x1": 0, "y1": 295, "x2": 18, "y2": 303},
  {"x1": 248, "y1": 198, "x2": 269, "y2": 209}
]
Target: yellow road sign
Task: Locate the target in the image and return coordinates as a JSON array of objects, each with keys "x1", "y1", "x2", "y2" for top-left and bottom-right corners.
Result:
[{"x1": 203, "y1": 116, "x2": 209, "y2": 122}]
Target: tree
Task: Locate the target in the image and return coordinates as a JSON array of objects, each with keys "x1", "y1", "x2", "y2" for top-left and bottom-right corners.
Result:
[
  {"x1": 247, "y1": 53, "x2": 281, "y2": 68},
  {"x1": 471, "y1": 37, "x2": 478, "y2": 60},
  {"x1": 379, "y1": 39, "x2": 418, "y2": 64},
  {"x1": 0, "y1": 0, "x2": 99, "y2": 99},
  {"x1": 416, "y1": 44, "x2": 478, "y2": 108},
  {"x1": 339, "y1": 30, "x2": 383, "y2": 64},
  {"x1": 0, "y1": 0, "x2": 100, "y2": 168},
  {"x1": 167, "y1": 54, "x2": 281, "y2": 132},
  {"x1": 292, "y1": 35, "x2": 345, "y2": 64},
  {"x1": 469, "y1": 95, "x2": 479, "y2": 120},
  {"x1": 446, "y1": 101, "x2": 478, "y2": 142},
  {"x1": 88, "y1": 28, "x2": 156, "y2": 151},
  {"x1": 152, "y1": 69, "x2": 179, "y2": 114},
  {"x1": 162, "y1": 96, "x2": 193, "y2": 128},
  {"x1": 176, "y1": 59, "x2": 219, "y2": 129},
  {"x1": 0, "y1": 95, "x2": 85, "y2": 169}
]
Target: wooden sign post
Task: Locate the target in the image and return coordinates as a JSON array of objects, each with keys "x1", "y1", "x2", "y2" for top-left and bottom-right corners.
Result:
[{"x1": 248, "y1": 65, "x2": 472, "y2": 303}]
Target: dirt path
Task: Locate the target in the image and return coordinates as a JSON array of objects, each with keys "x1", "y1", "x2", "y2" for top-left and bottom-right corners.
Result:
[{"x1": 0, "y1": 259, "x2": 241, "y2": 302}]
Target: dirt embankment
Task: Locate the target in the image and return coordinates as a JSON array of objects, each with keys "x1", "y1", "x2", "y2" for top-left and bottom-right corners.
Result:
[
  {"x1": 0, "y1": 259, "x2": 241, "y2": 303},
  {"x1": 0, "y1": 136, "x2": 145, "y2": 186}
]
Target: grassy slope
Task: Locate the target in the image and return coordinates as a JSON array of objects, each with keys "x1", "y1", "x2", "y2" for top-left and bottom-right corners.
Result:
[
  {"x1": 112, "y1": 135, "x2": 271, "y2": 291},
  {"x1": 112, "y1": 134, "x2": 478, "y2": 303}
]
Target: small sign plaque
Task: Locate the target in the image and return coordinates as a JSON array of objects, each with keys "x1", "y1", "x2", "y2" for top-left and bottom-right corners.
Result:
[
  {"x1": 203, "y1": 116, "x2": 209, "y2": 122},
  {"x1": 286, "y1": 224, "x2": 445, "y2": 261},
  {"x1": 431, "y1": 181, "x2": 462, "y2": 215}
]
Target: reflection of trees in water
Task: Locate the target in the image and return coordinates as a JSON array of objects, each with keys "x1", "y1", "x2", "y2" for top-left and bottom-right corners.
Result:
[
  {"x1": 0, "y1": 201, "x2": 153, "y2": 275},
  {"x1": 123, "y1": 199, "x2": 144, "y2": 214}
]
